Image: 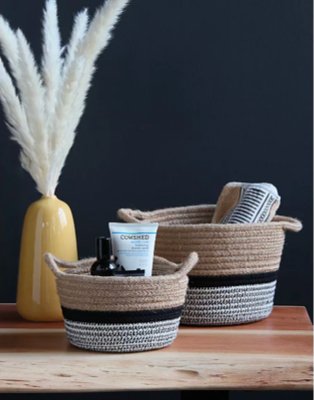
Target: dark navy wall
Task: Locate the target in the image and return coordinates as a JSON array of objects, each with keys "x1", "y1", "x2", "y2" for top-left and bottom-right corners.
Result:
[
  {"x1": 0, "y1": 2, "x2": 312, "y2": 398},
  {"x1": 0, "y1": 0, "x2": 312, "y2": 318}
]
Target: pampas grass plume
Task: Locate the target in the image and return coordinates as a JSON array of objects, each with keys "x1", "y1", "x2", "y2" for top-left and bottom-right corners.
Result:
[{"x1": 0, "y1": 0, "x2": 129, "y2": 196}]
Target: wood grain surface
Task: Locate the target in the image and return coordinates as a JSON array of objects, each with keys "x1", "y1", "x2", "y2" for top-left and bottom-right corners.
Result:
[{"x1": 0, "y1": 304, "x2": 312, "y2": 392}]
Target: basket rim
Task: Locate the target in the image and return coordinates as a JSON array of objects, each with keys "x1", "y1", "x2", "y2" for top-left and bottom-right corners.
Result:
[
  {"x1": 118, "y1": 204, "x2": 302, "y2": 232},
  {"x1": 45, "y1": 252, "x2": 198, "y2": 283}
]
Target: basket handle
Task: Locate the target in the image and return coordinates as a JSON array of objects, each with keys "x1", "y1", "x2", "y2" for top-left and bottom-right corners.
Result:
[
  {"x1": 273, "y1": 216, "x2": 303, "y2": 232},
  {"x1": 117, "y1": 208, "x2": 148, "y2": 223},
  {"x1": 45, "y1": 253, "x2": 65, "y2": 277},
  {"x1": 176, "y1": 252, "x2": 199, "y2": 276},
  {"x1": 45, "y1": 253, "x2": 94, "y2": 277}
]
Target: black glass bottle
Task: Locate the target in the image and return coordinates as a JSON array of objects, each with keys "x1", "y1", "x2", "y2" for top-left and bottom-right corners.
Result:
[{"x1": 90, "y1": 237, "x2": 116, "y2": 276}]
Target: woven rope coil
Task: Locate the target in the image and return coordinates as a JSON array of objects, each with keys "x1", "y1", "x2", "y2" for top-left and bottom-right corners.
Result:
[
  {"x1": 45, "y1": 252, "x2": 198, "y2": 352},
  {"x1": 118, "y1": 204, "x2": 302, "y2": 325}
]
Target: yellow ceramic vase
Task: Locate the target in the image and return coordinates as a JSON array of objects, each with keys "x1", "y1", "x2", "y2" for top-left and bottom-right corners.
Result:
[{"x1": 16, "y1": 196, "x2": 78, "y2": 321}]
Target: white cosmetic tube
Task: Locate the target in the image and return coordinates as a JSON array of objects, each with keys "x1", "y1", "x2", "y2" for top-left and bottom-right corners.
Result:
[{"x1": 109, "y1": 223, "x2": 159, "y2": 277}]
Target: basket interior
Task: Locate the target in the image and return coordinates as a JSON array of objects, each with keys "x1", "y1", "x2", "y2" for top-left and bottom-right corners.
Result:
[
  {"x1": 55, "y1": 257, "x2": 180, "y2": 277},
  {"x1": 139, "y1": 205, "x2": 215, "y2": 226}
]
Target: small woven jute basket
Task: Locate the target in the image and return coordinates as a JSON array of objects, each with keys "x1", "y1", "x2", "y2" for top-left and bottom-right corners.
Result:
[
  {"x1": 45, "y1": 252, "x2": 198, "y2": 352},
  {"x1": 118, "y1": 205, "x2": 302, "y2": 326}
]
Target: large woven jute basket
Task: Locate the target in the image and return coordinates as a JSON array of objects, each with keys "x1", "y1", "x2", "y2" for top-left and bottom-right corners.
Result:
[
  {"x1": 45, "y1": 252, "x2": 198, "y2": 352},
  {"x1": 118, "y1": 205, "x2": 302, "y2": 326}
]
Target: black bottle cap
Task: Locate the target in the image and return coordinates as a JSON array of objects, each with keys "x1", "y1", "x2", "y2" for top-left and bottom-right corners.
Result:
[{"x1": 96, "y1": 236, "x2": 112, "y2": 261}]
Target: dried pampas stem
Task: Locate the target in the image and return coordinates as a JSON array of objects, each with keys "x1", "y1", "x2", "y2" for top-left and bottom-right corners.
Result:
[
  {"x1": 0, "y1": 0, "x2": 129, "y2": 196},
  {"x1": 0, "y1": 16, "x2": 20, "y2": 82},
  {"x1": 41, "y1": 0, "x2": 62, "y2": 133}
]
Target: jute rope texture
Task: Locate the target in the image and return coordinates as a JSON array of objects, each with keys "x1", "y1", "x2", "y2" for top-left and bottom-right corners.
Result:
[
  {"x1": 45, "y1": 252, "x2": 198, "y2": 312},
  {"x1": 118, "y1": 205, "x2": 302, "y2": 276}
]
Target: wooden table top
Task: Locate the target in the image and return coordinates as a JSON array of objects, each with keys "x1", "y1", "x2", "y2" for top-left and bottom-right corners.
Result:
[{"x1": 0, "y1": 304, "x2": 312, "y2": 392}]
